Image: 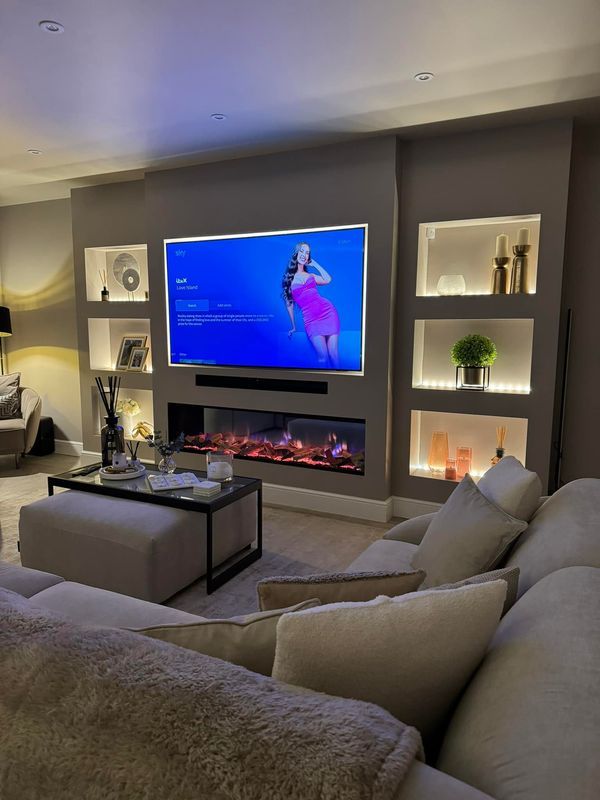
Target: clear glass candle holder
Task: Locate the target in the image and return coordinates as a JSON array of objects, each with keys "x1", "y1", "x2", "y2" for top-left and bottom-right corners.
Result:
[{"x1": 206, "y1": 451, "x2": 234, "y2": 482}]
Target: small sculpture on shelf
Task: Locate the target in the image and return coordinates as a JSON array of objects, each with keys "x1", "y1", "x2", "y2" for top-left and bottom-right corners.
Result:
[
  {"x1": 491, "y1": 233, "x2": 510, "y2": 294},
  {"x1": 436, "y1": 274, "x2": 466, "y2": 296},
  {"x1": 451, "y1": 333, "x2": 497, "y2": 391},
  {"x1": 510, "y1": 228, "x2": 531, "y2": 294}
]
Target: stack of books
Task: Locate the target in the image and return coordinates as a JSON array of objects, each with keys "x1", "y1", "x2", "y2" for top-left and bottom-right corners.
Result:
[{"x1": 192, "y1": 480, "x2": 222, "y2": 497}]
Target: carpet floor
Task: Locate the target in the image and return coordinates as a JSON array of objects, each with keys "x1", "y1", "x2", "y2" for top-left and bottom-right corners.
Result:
[{"x1": 0, "y1": 454, "x2": 396, "y2": 617}]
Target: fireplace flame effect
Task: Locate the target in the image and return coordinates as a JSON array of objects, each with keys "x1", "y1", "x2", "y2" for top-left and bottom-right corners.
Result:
[{"x1": 182, "y1": 431, "x2": 365, "y2": 474}]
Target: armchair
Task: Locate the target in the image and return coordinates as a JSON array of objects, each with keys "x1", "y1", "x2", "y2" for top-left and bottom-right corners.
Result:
[{"x1": 0, "y1": 387, "x2": 42, "y2": 467}]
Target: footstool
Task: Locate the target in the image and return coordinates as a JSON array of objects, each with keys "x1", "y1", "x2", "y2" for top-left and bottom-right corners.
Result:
[{"x1": 19, "y1": 490, "x2": 256, "y2": 602}]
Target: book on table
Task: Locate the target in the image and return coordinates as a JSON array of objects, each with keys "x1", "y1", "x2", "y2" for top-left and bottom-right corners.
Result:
[{"x1": 147, "y1": 473, "x2": 221, "y2": 494}]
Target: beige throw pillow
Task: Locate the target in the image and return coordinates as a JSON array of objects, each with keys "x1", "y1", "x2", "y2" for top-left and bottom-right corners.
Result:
[
  {"x1": 257, "y1": 569, "x2": 425, "y2": 611},
  {"x1": 477, "y1": 456, "x2": 542, "y2": 521},
  {"x1": 272, "y1": 581, "x2": 506, "y2": 741},
  {"x1": 434, "y1": 566, "x2": 520, "y2": 616},
  {"x1": 132, "y1": 598, "x2": 319, "y2": 676},
  {"x1": 413, "y1": 475, "x2": 527, "y2": 588}
]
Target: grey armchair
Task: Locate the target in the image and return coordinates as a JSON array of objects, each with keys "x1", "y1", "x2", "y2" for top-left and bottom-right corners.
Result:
[{"x1": 0, "y1": 387, "x2": 42, "y2": 467}]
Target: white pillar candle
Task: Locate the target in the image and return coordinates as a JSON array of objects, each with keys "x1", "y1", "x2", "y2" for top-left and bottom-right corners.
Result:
[
  {"x1": 207, "y1": 461, "x2": 233, "y2": 480},
  {"x1": 517, "y1": 227, "x2": 530, "y2": 246},
  {"x1": 495, "y1": 234, "x2": 509, "y2": 258}
]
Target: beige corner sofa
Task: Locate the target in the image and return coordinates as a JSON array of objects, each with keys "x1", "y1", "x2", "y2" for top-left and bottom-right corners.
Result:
[
  {"x1": 0, "y1": 386, "x2": 42, "y2": 467},
  {"x1": 1, "y1": 477, "x2": 599, "y2": 800}
]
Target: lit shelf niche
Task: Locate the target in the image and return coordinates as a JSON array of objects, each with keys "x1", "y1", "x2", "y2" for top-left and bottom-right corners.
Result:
[
  {"x1": 410, "y1": 409, "x2": 528, "y2": 482},
  {"x1": 412, "y1": 318, "x2": 533, "y2": 394},
  {"x1": 85, "y1": 244, "x2": 149, "y2": 302},
  {"x1": 91, "y1": 386, "x2": 154, "y2": 442},
  {"x1": 88, "y1": 318, "x2": 152, "y2": 372},
  {"x1": 416, "y1": 214, "x2": 540, "y2": 297}
]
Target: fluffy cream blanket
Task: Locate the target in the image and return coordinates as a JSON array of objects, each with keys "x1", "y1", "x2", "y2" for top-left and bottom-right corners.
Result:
[{"x1": 0, "y1": 589, "x2": 422, "y2": 800}]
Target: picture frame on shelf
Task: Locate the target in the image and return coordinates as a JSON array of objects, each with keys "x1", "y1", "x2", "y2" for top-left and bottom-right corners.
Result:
[
  {"x1": 116, "y1": 335, "x2": 147, "y2": 370},
  {"x1": 127, "y1": 346, "x2": 149, "y2": 372}
]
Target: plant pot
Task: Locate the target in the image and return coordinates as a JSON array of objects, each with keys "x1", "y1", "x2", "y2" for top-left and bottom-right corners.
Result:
[{"x1": 456, "y1": 366, "x2": 490, "y2": 391}]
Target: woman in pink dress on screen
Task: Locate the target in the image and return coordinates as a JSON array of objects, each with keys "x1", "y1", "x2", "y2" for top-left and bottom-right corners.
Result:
[{"x1": 282, "y1": 242, "x2": 340, "y2": 368}]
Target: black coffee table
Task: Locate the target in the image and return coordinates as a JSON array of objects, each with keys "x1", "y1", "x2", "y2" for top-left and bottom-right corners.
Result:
[{"x1": 47, "y1": 464, "x2": 262, "y2": 594}]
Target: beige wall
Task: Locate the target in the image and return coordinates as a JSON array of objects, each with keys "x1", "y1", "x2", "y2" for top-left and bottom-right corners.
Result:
[{"x1": 0, "y1": 198, "x2": 82, "y2": 444}]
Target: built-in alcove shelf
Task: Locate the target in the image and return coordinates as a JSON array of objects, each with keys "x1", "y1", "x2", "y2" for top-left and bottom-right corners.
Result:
[
  {"x1": 88, "y1": 318, "x2": 152, "y2": 373},
  {"x1": 416, "y1": 214, "x2": 541, "y2": 297},
  {"x1": 412, "y1": 318, "x2": 534, "y2": 395},
  {"x1": 410, "y1": 409, "x2": 528, "y2": 482},
  {"x1": 85, "y1": 244, "x2": 149, "y2": 303}
]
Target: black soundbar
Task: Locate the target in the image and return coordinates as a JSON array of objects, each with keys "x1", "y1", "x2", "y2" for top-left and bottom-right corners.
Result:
[{"x1": 195, "y1": 374, "x2": 328, "y2": 394}]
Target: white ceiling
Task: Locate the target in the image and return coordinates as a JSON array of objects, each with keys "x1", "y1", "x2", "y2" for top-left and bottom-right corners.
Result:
[{"x1": 1, "y1": 0, "x2": 600, "y2": 205}]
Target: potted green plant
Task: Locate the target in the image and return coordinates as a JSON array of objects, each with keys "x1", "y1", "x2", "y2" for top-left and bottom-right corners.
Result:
[{"x1": 450, "y1": 333, "x2": 497, "y2": 390}]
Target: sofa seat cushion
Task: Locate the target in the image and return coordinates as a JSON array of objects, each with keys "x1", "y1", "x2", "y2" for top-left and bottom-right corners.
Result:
[
  {"x1": 505, "y1": 478, "x2": 600, "y2": 597},
  {"x1": 477, "y1": 456, "x2": 542, "y2": 521},
  {"x1": 394, "y1": 762, "x2": 494, "y2": 800},
  {"x1": 31, "y1": 581, "x2": 201, "y2": 628},
  {"x1": 413, "y1": 475, "x2": 527, "y2": 588},
  {"x1": 438, "y1": 566, "x2": 600, "y2": 800},
  {"x1": 345, "y1": 539, "x2": 418, "y2": 574},
  {"x1": 0, "y1": 417, "x2": 25, "y2": 430},
  {"x1": 0, "y1": 560, "x2": 64, "y2": 598}
]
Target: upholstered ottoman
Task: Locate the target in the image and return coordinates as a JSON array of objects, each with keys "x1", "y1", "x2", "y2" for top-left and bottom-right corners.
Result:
[{"x1": 19, "y1": 490, "x2": 256, "y2": 602}]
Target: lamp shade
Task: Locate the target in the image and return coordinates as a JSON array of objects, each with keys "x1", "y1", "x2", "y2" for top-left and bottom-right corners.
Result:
[{"x1": 0, "y1": 306, "x2": 12, "y2": 336}]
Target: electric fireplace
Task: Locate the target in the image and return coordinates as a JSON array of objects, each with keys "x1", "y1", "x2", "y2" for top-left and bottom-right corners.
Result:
[{"x1": 168, "y1": 403, "x2": 365, "y2": 475}]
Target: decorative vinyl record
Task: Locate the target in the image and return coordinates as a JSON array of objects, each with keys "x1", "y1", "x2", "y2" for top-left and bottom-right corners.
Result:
[
  {"x1": 122, "y1": 268, "x2": 140, "y2": 292},
  {"x1": 112, "y1": 252, "x2": 139, "y2": 286}
]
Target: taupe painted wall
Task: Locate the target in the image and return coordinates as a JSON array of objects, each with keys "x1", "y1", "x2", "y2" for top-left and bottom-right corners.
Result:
[
  {"x1": 393, "y1": 120, "x2": 573, "y2": 500},
  {"x1": 558, "y1": 119, "x2": 600, "y2": 482},
  {"x1": 0, "y1": 198, "x2": 82, "y2": 444},
  {"x1": 145, "y1": 138, "x2": 399, "y2": 500}
]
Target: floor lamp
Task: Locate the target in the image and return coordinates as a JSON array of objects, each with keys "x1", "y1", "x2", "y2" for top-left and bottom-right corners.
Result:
[{"x1": 0, "y1": 306, "x2": 12, "y2": 375}]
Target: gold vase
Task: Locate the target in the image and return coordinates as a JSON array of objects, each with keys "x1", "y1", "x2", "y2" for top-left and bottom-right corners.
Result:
[{"x1": 428, "y1": 431, "x2": 449, "y2": 475}]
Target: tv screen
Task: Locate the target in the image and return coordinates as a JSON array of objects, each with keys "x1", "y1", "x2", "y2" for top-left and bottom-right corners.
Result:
[{"x1": 164, "y1": 224, "x2": 367, "y2": 372}]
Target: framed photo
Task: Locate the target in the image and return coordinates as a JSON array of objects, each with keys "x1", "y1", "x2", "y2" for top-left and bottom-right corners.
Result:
[
  {"x1": 116, "y1": 335, "x2": 147, "y2": 370},
  {"x1": 127, "y1": 346, "x2": 149, "y2": 372}
]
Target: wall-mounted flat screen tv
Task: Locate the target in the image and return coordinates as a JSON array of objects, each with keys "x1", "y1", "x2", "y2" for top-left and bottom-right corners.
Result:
[{"x1": 164, "y1": 224, "x2": 367, "y2": 372}]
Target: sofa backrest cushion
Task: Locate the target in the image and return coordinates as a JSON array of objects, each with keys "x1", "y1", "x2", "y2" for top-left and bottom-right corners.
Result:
[
  {"x1": 505, "y1": 478, "x2": 600, "y2": 596},
  {"x1": 437, "y1": 566, "x2": 600, "y2": 800},
  {"x1": 434, "y1": 566, "x2": 520, "y2": 616},
  {"x1": 412, "y1": 475, "x2": 527, "y2": 588},
  {"x1": 477, "y1": 456, "x2": 542, "y2": 521}
]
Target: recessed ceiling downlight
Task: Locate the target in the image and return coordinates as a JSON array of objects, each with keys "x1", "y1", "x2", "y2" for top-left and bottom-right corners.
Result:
[
  {"x1": 210, "y1": 113, "x2": 227, "y2": 121},
  {"x1": 414, "y1": 72, "x2": 435, "y2": 82},
  {"x1": 27, "y1": 148, "x2": 42, "y2": 155},
  {"x1": 39, "y1": 20, "x2": 65, "y2": 34}
]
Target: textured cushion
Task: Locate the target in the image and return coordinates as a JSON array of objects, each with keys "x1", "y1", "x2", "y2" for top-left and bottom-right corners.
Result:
[
  {"x1": 383, "y1": 513, "x2": 438, "y2": 545},
  {"x1": 477, "y1": 456, "x2": 542, "y2": 521},
  {"x1": 0, "y1": 386, "x2": 20, "y2": 419},
  {"x1": 31, "y1": 581, "x2": 201, "y2": 628},
  {"x1": 438, "y1": 567, "x2": 600, "y2": 800},
  {"x1": 257, "y1": 569, "x2": 424, "y2": 611},
  {"x1": 505, "y1": 477, "x2": 600, "y2": 596},
  {"x1": 0, "y1": 560, "x2": 64, "y2": 598},
  {"x1": 345, "y1": 539, "x2": 418, "y2": 574},
  {"x1": 434, "y1": 566, "x2": 520, "y2": 616},
  {"x1": 134, "y1": 599, "x2": 319, "y2": 676},
  {"x1": 413, "y1": 476, "x2": 527, "y2": 588},
  {"x1": 272, "y1": 581, "x2": 506, "y2": 741}
]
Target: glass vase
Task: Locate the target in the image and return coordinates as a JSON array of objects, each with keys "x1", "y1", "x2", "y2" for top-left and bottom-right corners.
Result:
[
  {"x1": 158, "y1": 455, "x2": 177, "y2": 474},
  {"x1": 428, "y1": 431, "x2": 449, "y2": 475},
  {"x1": 100, "y1": 415, "x2": 125, "y2": 467},
  {"x1": 456, "y1": 446, "x2": 473, "y2": 479}
]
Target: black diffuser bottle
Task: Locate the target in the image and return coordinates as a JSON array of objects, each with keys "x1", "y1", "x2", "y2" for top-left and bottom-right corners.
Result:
[{"x1": 101, "y1": 414, "x2": 125, "y2": 467}]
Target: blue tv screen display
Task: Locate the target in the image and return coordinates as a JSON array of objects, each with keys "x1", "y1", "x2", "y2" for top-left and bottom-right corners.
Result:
[{"x1": 164, "y1": 225, "x2": 367, "y2": 372}]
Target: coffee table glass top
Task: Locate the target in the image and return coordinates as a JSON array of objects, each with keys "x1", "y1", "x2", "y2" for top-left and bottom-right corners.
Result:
[{"x1": 50, "y1": 464, "x2": 259, "y2": 507}]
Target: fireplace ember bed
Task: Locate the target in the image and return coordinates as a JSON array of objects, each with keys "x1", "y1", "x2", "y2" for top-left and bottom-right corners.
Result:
[{"x1": 169, "y1": 403, "x2": 366, "y2": 475}]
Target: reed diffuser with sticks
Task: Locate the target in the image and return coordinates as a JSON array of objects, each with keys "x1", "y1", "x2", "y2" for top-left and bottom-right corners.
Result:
[
  {"x1": 99, "y1": 269, "x2": 109, "y2": 301},
  {"x1": 491, "y1": 426, "x2": 507, "y2": 465},
  {"x1": 96, "y1": 375, "x2": 125, "y2": 466}
]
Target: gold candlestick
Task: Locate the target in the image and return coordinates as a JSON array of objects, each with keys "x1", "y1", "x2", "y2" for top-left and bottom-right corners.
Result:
[
  {"x1": 510, "y1": 244, "x2": 531, "y2": 293},
  {"x1": 491, "y1": 256, "x2": 510, "y2": 294}
]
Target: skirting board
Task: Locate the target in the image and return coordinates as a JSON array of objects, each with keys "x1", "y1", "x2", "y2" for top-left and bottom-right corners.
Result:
[
  {"x1": 55, "y1": 439, "x2": 83, "y2": 457},
  {"x1": 263, "y1": 483, "x2": 393, "y2": 523},
  {"x1": 392, "y1": 496, "x2": 442, "y2": 519}
]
